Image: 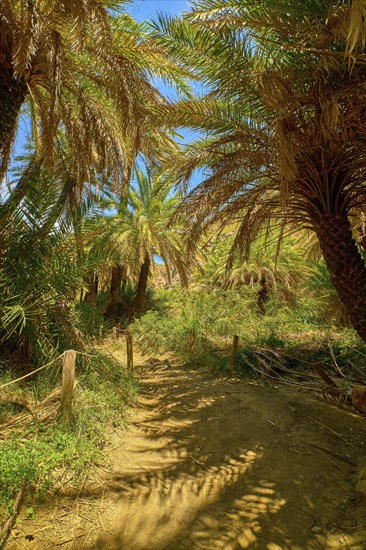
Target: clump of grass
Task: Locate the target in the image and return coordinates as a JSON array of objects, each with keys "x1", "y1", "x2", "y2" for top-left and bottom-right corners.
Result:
[{"x1": 75, "y1": 301, "x2": 114, "y2": 338}]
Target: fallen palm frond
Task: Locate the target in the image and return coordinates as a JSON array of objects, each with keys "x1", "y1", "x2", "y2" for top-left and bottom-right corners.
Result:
[
  {"x1": 239, "y1": 347, "x2": 366, "y2": 415},
  {"x1": 0, "y1": 392, "x2": 34, "y2": 415},
  {"x1": 0, "y1": 387, "x2": 62, "y2": 441}
]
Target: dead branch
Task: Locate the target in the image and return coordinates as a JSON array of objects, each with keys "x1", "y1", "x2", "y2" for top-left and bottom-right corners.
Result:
[
  {"x1": 311, "y1": 364, "x2": 338, "y2": 388},
  {"x1": 0, "y1": 483, "x2": 27, "y2": 549},
  {"x1": 328, "y1": 344, "x2": 346, "y2": 378},
  {"x1": 0, "y1": 392, "x2": 35, "y2": 416}
]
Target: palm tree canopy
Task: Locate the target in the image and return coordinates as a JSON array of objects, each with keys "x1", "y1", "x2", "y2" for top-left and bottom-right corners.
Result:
[
  {"x1": 152, "y1": 0, "x2": 366, "y2": 227},
  {"x1": 0, "y1": 1, "x2": 189, "y2": 186},
  {"x1": 100, "y1": 168, "x2": 190, "y2": 287},
  {"x1": 196, "y1": 228, "x2": 308, "y2": 303},
  {"x1": 0, "y1": 165, "x2": 105, "y2": 364}
]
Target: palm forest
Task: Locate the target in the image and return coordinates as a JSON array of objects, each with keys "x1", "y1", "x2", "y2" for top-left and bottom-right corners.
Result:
[{"x1": 1, "y1": 1, "x2": 366, "y2": 549}]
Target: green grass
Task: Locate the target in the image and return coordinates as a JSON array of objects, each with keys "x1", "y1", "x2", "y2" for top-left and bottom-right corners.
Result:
[
  {"x1": 0, "y1": 428, "x2": 99, "y2": 512},
  {"x1": 0, "y1": 350, "x2": 138, "y2": 515}
]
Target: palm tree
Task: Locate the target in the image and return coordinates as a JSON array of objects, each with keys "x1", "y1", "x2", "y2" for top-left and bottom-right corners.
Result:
[
  {"x1": 0, "y1": 168, "x2": 88, "y2": 366},
  {"x1": 194, "y1": 228, "x2": 307, "y2": 313},
  {"x1": 103, "y1": 167, "x2": 190, "y2": 320},
  {"x1": 0, "y1": 1, "x2": 187, "y2": 205},
  {"x1": 153, "y1": 1, "x2": 366, "y2": 341}
]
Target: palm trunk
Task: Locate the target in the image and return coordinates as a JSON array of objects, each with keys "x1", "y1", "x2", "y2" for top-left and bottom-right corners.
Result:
[
  {"x1": 315, "y1": 213, "x2": 366, "y2": 341},
  {"x1": 0, "y1": 65, "x2": 27, "y2": 177},
  {"x1": 133, "y1": 255, "x2": 150, "y2": 316},
  {"x1": 109, "y1": 264, "x2": 124, "y2": 304},
  {"x1": 104, "y1": 264, "x2": 124, "y2": 319},
  {"x1": 84, "y1": 274, "x2": 98, "y2": 304},
  {"x1": 257, "y1": 276, "x2": 268, "y2": 315}
]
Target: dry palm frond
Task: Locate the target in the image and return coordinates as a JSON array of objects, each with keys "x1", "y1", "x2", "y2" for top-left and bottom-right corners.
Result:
[
  {"x1": 151, "y1": 0, "x2": 366, "y2": 258},
  {"x1": 0, "y1": 2, "x2": 188, "y2": 188},
  {"x1": 193, "y1": 223, "x2": 309, "y2": 307}
]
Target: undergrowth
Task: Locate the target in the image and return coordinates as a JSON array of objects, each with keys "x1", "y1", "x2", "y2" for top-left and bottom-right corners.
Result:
[
  {"x1": 132, "y1": 287, "x2": 366, "y2": 375},
  {"x1": 0, "y1": 351, "x2": 138, "y2": 516}
]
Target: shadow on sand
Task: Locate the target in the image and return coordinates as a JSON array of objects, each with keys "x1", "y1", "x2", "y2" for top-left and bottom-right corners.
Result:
[{"x1": 82, "y1": 360, "x2": 366, "y2": 550}]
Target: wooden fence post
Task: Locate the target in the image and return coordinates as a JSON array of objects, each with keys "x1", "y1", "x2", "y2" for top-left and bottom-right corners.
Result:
[
  {"x1": 126, "y1": 331, "x2": 134, "y2": 371},
  {"x1": 60, "y1": 350, "x2": 76, "y2": 423},
  {"x1": 112, "y1": 327, "x2": 117, "y2": 341},
  {"x1": 229, "y1": 335, "x2": 239, "y2": 370}
]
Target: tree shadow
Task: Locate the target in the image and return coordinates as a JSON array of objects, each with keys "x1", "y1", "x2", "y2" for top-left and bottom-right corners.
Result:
[{"x1": 83, "y1": 361, "x2": 366, "y2": 550}]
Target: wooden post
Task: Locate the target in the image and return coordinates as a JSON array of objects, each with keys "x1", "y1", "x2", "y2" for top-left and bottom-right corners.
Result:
[
  {"x1": 60, "y1": 350, "x2": 76, "y2": 422},
  {"x1": 99, "y1": 325, "x2": 103, "y2": 338},
  {"x1": 126, "y1": 331, "x2": 134, "y2": 371},
  {"x1": 229, "y1": 335, "x2": 239, "y2": 370},
  {"x1": 112, "y1": 326, "x2": 117, "y2": 341}
]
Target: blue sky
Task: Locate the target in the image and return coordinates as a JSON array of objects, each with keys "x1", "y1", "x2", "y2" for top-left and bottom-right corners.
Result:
[
  {"x1": 127, "y1": 0, "x2": 189, "y2": 21},
  {"x1": 124, "y1": 1, "x2": 203, "y2": 188}
]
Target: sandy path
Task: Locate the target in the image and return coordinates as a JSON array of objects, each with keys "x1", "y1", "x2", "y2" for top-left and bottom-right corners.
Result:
[{"x1": 7, "y1": 357, "x2": 366, "y2": 549}]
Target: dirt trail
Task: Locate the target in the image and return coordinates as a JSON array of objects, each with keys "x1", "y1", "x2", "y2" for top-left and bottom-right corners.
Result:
[{"x1": 7, "y1": 357, "x2": 366, "y2": 550}]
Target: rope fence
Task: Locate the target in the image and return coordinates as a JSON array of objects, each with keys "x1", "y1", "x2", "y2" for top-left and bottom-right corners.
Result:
[
  {"x1": 0, "y1": 329, "x2": 135, "y2": 423},
  {"x1": 0, "y1": 353, "x2": 65, "y2": 391}
]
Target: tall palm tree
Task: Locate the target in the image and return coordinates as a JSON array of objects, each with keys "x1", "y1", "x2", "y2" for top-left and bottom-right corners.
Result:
[
  {"x1": 103, "y1": 168, "x2": 190, "y2": 319},
  {"x1": 0, "y1": 1, "x2": 187, "y2": 205},
  {"x1": 153, "y1": 1, "x2": 366, "y2": 341}
]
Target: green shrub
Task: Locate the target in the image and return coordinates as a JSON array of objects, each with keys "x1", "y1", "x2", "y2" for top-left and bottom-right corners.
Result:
[
  {"x1": 132, "y1": 285, "x2": 364, "y2": 367},
  {"x1": 76, "y1": 301, "x2": 111, "y2": 337},
  {"x1": 0, "y1": 428, "x2": 98, "y2": 511}
]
